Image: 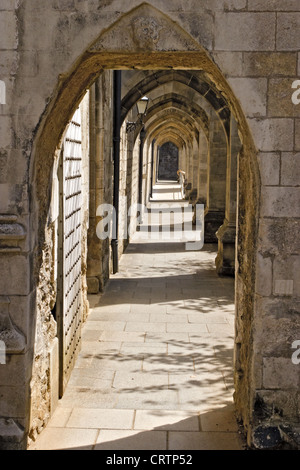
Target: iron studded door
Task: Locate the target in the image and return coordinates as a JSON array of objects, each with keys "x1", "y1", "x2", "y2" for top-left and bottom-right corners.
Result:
[{"x1": 58, "y1": 108, "x2": 83, "y2": 396}]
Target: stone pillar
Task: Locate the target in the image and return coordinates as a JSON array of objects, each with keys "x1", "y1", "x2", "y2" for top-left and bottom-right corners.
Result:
[
  {"x1": 216, "y1": 116, "x2": 241, "y2": 276},
  {"x1": 193, "y1": 129, "x2": 208, "y2": 225},
  {"x1": 87, "y1": 73, "x2": 113, "y2": 293},
  {"x1": 184, "y1": 140, "x2": 193, "y2": 199},
  {"x1": 0, "y1": 226, "x2": 28, "y2": 449},
  {"x1": 204, "y1": 118, "x2": 227, "y2": 242},
  {"x1": 197, "y1": 129, "x2": 208, "y2": 206},
  {"x1": 189, "y1": 136, "x2": 199, "y2": 203}
]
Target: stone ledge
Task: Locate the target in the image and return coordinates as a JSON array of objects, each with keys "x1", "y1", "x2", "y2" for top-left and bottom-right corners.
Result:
[{"x1": 0, "y1": 215, "x2": 26, "y2": 253}]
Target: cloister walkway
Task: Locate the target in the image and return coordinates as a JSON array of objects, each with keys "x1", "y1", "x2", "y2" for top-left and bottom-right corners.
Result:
[{"x1": 29, "y1": 183, "x2": 245, "y2": 450}]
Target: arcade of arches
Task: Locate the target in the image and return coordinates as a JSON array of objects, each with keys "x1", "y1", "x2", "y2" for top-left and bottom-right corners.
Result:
[{"x1": 0, "y1": 1, "x2": 299, "y2": 451}]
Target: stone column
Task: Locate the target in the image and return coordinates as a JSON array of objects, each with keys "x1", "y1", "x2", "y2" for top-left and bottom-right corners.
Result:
[
  {"x1": 197, "y1": 129, "x2": 208, "y2": 206},
  {"x1": 188, "y1": 136, "x2": 199, "y2": 203},
  {"x1": 216, "y1": 116, "x2": 241, "y2": 276},
  {"x1": 87, "y1": 73, "x2": 113, "y2": 293},
  {"x1": 192, "y1": 129, "x2": 208, "y2": 225},
  {"x1": 184, "y1": 140, "x2": 193, "y2": 199},
  {"x1": 204, "y1": 117, "x2": 227, "y2": 242},
  {"x1": 0, "y1": 220, "x2": 28, "y2": 450}
]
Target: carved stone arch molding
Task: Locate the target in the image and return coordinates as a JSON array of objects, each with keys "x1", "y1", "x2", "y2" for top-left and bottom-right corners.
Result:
[
  {"x1": 30, "y1": 1, "x2": 260, "y2": 449},
  {"x1": 88, "y1": 2, "x2": 203, "y2": 54}
]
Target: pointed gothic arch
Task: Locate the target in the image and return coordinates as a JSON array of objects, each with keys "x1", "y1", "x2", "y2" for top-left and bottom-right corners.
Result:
[{"x1": 29, "y1": 2, "x2": 260, "y2": 447}]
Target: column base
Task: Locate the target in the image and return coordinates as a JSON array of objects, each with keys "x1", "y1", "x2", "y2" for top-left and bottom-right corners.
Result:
[
  {"x1": 87, "y1": 276, "x2": 101, "y2": 294},
  {"x1": 215, "y1": 220, "x2": 236, "y2": 277},
  {"x1": 0, "y1": 419, "x2": 26, "y2": 450}
]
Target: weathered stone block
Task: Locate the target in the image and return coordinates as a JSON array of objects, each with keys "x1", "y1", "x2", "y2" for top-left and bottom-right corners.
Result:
[
  {"x1": 258, "y1": 218, "x2": 300, "y2": 256},
  {"x1": 0, "y1": 0, "x2": 16, "y2": 10},
  {"x1": 295, "y1": 120, "x2": 300, "y2": 151},
  {"x1": 257, "y1": 152, "x2": 280, "y2": 186},
  {"x1": 254, "y1": 296, "x2": 300, "y2": 357},
  {"x1": 18, "y1": 51, "x2": 38, "y2": 78},
  {"x1": 255, "y1": 390, "x2": 299, "y2": 421},
  {"x1": 292, "y1": 256, "x2": 300, "y2": 297},
  {"x1": 52, "y1": 0, "x2": 75, "y2": 10},
  {"x1": 261, "y1": 187, "x2": 300, "y2": 217},
  {"x1": 243, "y1": 52, "x2": 297, "y2": 77},
  {"x1": 0, "y1": 116, "x2": 12, "y2": 148},
  {"x1": 248, "y1": 118, "x2": 294, "y2": 151},
  {"x1": 0, "y1": 255, "x2": 31, "y2": 296},
  {"x1": 99, "y1": 0, "x2": 248, "y2": 13},
  {"x1": 211, "y1": 52, "x2": 243, "y2": 77},
  {"x1": 171, "y1": 11, "x2": 214, "y2": 50},
  {"x1": 281, "y1": 153, "x2": 300, "y2": 186},
  {"x1": 221, "y1": 0, "x2": 247, "y2": 10},
  {"x1": 0, "y1": 353, "x2": 30, "y2": 387},
  {"x1": 277, "y1": 14, "x2": 300, "y2": 51},
  {"x1": 0, "y1": 150, "x2": 8, "y2": 183},
  {"x1": 0, "y1": 185, "x2": 9, "y2": 213},
  {"x1": 228, "y1": 78, "x2": 267, "y2": 117},
  {"x1": 263, "y1": 357, "x2": 299, "y2": 389},
  {"x1": 4, "y1": 183, "x2": 30, "y2": 216},
  {"x1": 274, "y1": 280, "x2": 294, "y2": 296},
  {"x1": 215, "y1": 13, "x2": 275, "y2": 51},
  {"x1": 0, "y1": 51, "x2": 18, "y2": 76},
  {"x1": 20, "y1": 8, "x2": 63, "y2": 51},
  {"x1": 255, "y1": 253, "x2": 272, "y2": 297},
  {"x1": 0, "y1": 385, "x2": 29, "y2": 417},
  {"x1": 87, "y1": 276, "x2": 100, "y2": 294},
  {"x1": 248, "y1": 0, "x2": 300, "y2": 10},
  {"x1": 0, "y1": 12, "x2": 17, "y2": 49},
  {"x1": 268, "y1": 78, "x2": 300, "y2": 117}
]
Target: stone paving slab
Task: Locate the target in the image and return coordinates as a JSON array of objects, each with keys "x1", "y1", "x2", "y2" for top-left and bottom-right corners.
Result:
[
  {"x1": 134, "y1": 410, "x2": 200, "y2": 431},
  {"x1": 120, "y1": 342, "x2": 168, "y2": 354},
  {"x1": 113, "y1": 371, "x2": 169, "y2": 390},
  {"x1": 67, "y1": 408, "x2": 135, "y2": 430},
  {"x1": 114, "y1": 389, "x2": 180, "y2": 410},
  {"x1": 29, "y1": 427, "x2": 99, "y2": 450}
]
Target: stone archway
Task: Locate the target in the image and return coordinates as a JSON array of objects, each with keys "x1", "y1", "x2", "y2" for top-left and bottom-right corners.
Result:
[{"x1": 28, "y1": 2, "x2": 259, "y2": 448}]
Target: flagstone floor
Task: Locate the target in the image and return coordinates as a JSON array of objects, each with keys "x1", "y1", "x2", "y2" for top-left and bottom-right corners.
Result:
[{"x1": 29, "y1": 183, "x2": 246, "y2": 451}]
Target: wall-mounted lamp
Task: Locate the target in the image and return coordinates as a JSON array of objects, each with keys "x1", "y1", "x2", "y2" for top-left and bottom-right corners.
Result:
[{"x1": 126, "y1": 96, "x2": 149, "y2": 133}]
